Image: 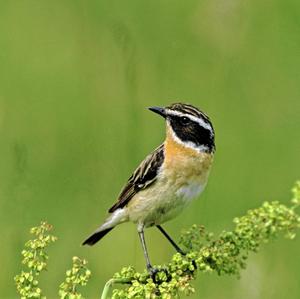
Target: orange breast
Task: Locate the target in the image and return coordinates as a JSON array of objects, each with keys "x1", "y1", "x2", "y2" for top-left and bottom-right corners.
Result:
[{"x1": 164, "y1": 125, "x2": 213, "y2": 183}]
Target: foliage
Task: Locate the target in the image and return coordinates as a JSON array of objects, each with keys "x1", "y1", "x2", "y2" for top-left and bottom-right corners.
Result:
[
  {"x1": 14, "y1": 182, "x2": 300, "y2": 299},
  {"x1": 59, "y1": 256, "x2": 91, "y2": 299},
  {"x1": 14, "y1": 222, "x2": 57, "y2": 299},
  {"x1": 14, "y1": 222, "x2": 91, "y2": 299},
  {"x1": 103, "y1": 182, "x2": 300, "y2": 299}
]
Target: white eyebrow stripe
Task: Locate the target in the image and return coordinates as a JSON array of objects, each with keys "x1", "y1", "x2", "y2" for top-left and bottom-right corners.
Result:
[{"x1": 166, "y1": 109, "x2": 213, "y2": 134}]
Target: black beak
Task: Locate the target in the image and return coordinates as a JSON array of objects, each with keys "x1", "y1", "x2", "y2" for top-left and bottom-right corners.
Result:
[{"x1": 148, "y1": 106, "x2": 166, "y2": 118}]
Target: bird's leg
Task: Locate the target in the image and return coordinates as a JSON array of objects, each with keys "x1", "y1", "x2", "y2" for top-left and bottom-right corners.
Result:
[
  {"x1": 138, "y1": 226, "x2": 153, "y2": 272},
  {"x1": 138, "y1": 225, "x2": 171, "y2": 283},
  {"x1": 156, "y1": 225, "x2": 185, "y2": 255},
  {"x1": 157, "y1": 225, "x2": 197, "y2": 271}
]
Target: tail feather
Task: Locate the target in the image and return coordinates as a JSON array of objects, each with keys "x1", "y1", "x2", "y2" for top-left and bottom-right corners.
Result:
[
  {"x1": 82, "y1": 227, "x2": 114, "y2": 246},
  {"x1": 83, "y1": 208, "x2": 127, "y2": 246}
]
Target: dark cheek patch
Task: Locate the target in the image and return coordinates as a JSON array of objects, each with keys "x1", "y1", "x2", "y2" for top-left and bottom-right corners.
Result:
[{"x1": 170, "y1": 118, "x2": 214, "y2": 152}]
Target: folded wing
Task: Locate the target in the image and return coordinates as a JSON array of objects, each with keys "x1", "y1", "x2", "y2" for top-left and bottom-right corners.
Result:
[{"x1": 108, "y1": 144, "x2": 165, "y2": 213}]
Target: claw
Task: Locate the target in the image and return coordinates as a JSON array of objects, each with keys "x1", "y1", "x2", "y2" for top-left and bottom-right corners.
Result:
[
  {"x1": 148, "y1": 266, "x2": 171, "y2": 283},
  {"x1": 191, "y1": 259, "x2": 197, "y2": 271},
  {"x1": 148, "y1": 266, "x2": 159, "y2": 281},
  {"x1": 177, "y1": 250, "x2": 197, "y2": 272},
  {"x1": 181, "y1": 254, "x2": 198, "y2": 273}
]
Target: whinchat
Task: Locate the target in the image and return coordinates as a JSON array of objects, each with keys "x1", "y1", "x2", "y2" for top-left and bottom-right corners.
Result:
[{"x1": 83, "y1": 103, "x2": 215, "y2": 277}]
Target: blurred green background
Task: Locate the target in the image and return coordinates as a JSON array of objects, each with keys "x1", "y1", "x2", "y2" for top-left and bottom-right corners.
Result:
[{"x1": 1, "y1": 1, "x2": 299, "y2": 298}]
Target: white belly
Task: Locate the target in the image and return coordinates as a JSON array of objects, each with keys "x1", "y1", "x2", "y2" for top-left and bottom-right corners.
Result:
[
  {"x1": 127, "y1": 177, "x2": 206, "y2": 227},
  {"x1": 176, "y1": 181, "x2": 205, "y2": 200}
]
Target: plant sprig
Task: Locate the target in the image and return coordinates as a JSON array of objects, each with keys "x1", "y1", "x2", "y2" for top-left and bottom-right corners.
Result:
[
  {"x1": 15, "y1": 223, "x2": 91, "y2": 299},
  {"x1": 14, "y1": 182, "x2": 300, "y2": 299},
  {"x1": 59, "y1": 256, "x2": 91, "y2": 299},
  {"x1": 14, "y1": 222, "x2": 57, "y2": 298},
  {"x1": 103, "y1": 181, "x2": 300, "y2": 299}
]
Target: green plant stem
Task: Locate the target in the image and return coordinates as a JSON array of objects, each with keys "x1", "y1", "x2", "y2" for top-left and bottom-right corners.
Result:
[{"x1": 101, "y1": 278, "x2": 131, "y2": 299}]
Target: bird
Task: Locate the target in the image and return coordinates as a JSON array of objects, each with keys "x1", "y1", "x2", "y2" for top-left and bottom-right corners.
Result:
[{"x1": 82, "y1": 102, "x2": 215, "y2": 277}]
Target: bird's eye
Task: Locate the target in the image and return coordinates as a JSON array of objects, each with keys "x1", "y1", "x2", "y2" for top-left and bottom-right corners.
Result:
[{"x1": 181, "y1": 117, "x2": 189, "y2": 124}]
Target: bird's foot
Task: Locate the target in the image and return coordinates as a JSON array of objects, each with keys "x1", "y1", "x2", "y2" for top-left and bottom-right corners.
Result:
[
  {"x1": 147, "y1": 265, "x2": 171, "y2": 284},
  {"x1": 177, "y1": 251, "x2": 198, "y2": 273},
  {"x1": 191, "y1": 259, "x2": 197, "y2": 271}
]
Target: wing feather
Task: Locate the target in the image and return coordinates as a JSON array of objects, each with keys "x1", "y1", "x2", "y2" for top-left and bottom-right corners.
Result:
[{"x1": 108, "y1": 144, "x2": 165, "y2": 213}]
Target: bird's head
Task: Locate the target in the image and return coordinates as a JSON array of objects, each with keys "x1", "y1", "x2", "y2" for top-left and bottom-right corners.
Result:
[{"x1": 149, "y1": 103, "x2": 215, "y2": 153}]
